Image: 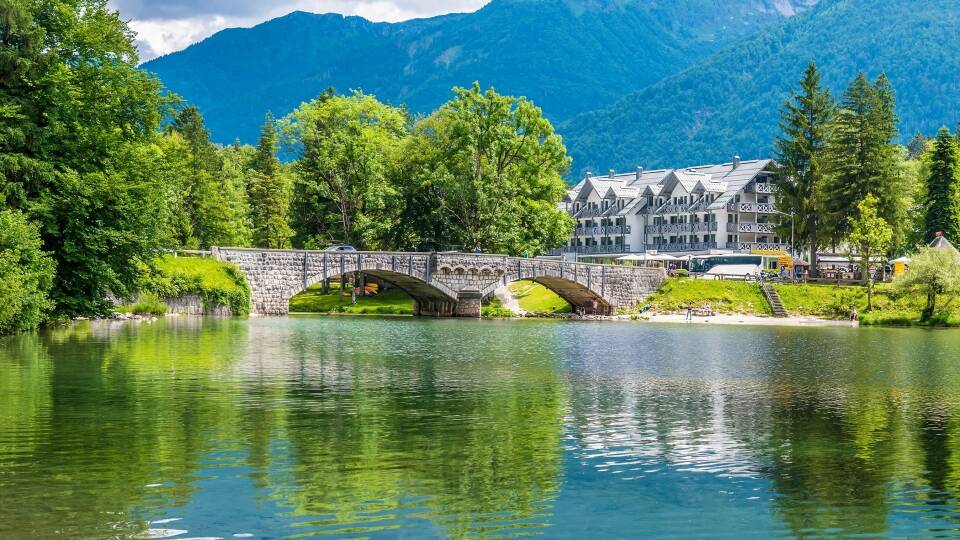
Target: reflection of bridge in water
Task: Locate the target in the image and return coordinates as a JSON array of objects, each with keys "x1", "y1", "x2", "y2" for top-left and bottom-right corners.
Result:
[{"x1": 212, "y1": 248, "x2": 667, "y2": 317}]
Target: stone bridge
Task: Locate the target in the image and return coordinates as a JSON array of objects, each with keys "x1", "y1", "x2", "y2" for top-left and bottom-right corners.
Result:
[{"x1": 213, "y1": 247, "x2": 667, "y2": 317}]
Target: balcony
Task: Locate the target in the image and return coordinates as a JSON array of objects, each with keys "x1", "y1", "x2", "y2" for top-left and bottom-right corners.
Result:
[
  {"x1": 746, "y1": 183, "x2": 777, "y2": 194},
  {"x1": 574, "y1": 225, "x2": 632, "y2": 236},
  {"x1": 737, "y1": 222, "x2": 777, "y2": 234},
  {"x1": 648, "y1": 222, "x2": 717, "y2": 235},
  {"x1": 549, "y1": 245, "x2": 632, "y2": 256},
  {"x1": 737, "y1": 242, "x2": 788, "y2": 253},
  {"x1": 654, "y1": 203, "x2": 689, "y2": 215},
  {"x1": 650, "y1": 241, "x2": 718, "y2": 252},
  {"x1": 727, "y1": 202, "x2": 777, "y2": 214}
]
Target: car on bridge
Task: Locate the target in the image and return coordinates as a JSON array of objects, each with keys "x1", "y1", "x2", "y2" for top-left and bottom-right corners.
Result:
[{"x1": 323, "y1": 244, "x2": 356, "y2": 252}]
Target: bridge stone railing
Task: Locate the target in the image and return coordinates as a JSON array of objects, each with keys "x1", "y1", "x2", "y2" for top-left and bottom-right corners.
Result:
[{"x1": 214, "y1": 248, "x2": 666, "y2": 317}]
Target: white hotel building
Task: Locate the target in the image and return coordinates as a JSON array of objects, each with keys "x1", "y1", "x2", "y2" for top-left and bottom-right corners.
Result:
[{"x1": 554, "y1": 157, "x2": 788, "y2": 259}]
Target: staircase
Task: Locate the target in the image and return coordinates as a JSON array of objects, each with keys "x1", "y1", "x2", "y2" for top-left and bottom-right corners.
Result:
[{"x1": 760, "y1": 282, "x2": 788, "y2": 318}]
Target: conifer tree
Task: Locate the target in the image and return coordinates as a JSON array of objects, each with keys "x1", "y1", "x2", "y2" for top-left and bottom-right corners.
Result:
[
  {"x1": 923, "y1": 127, "x2": 960, "y2": 241},
  {"x1": 774, "y1": 62, "x2": 834, "y2": 273},
  {"x1": 822, "y1": 73, "x2": 902, "y2": 247},
  {"x1": 248, "y1": 113, "x2": 293, "y2": 249}
]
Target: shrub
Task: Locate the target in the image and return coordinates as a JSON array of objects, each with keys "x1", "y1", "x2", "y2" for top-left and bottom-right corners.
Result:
[
  {"x1": 117, "y1": 292, "x2": 168, "y2": 316},
  {"x1": 0, "y1": 211, "x2": 56, "y2": 334},
  {"x1": 138, "y1": 255, "x2": 251, "y2": 315}
]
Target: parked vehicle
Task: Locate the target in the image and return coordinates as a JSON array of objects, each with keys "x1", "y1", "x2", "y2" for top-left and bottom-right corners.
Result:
[{"x1": 323, "y1": 245, "x2": 356, "y2": 252}]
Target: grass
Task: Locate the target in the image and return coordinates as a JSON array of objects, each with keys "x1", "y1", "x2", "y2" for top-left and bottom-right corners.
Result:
[
  {"x1": 507, "y1": 281, "x2": 571, "y2": 314},
  {"x1": 645, "y1": 277, "x2": 772, "y2": 315},
  {"x1": 139, "y1": 255, "x2": 251, "y2": 315},
  {"x1": 289, "y1": 283, "x2": 415, "y2": 315},
  {"x1": 482, "y1": 297, "x2": 515, "y2": 318},
  {"x1": 115, "y1": 292, "x2": 167, "y2": 316}
]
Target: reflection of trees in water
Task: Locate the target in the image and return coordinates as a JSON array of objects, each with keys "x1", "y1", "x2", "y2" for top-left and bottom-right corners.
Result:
[
  {"x1": 0, "y1": 319, "x2": 250, "y2": 538},
  {"x1": 271, "y1": 320, "x2": 567, "y2": 538},
  {"x1": 562, "y1": 327, "x2": 960, "y2": 538}
]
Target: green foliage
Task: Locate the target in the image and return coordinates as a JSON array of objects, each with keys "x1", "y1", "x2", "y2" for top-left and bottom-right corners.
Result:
[
  {"x1": 892, "y1": 247, "x2": 960, "y2": 321},
  {"x1": 822, "y1": 73, "x2": 902, "y2": 245},
  {"x1": 248, "y1": 113, "x2": 293, "y2": 248},
  {"x1": 116, "y1": 292, "x2": 167, "y2": 316},
  {"x1": 923, "y1": 127, "x2": 960, "y2": 241},
  {"x1": 289, "y1": 283, "x2": 414, "y2": 315},
  {"x1": 285, "y1": 92, "x2": 407, "y2": 249},
  {"x1": 507, "y1": 281, "x2": 571, "y2": 314},
  {"x1": 848, "y1": 195, "x2": 894, "y2": 309},
  {"x1": 166, "y1": 106, "x2": 252, "y2": 248},
  {"x1": 774, "y1": 62, "x2": 834, "y2": 268},
  {"x1": 0, "y1": 0, "x2": 175, "y2": 316},
  {"x1": 775, "y1": 283, "x2": 868, "y2": 318},
  {"x1": 481, "y1": 298, "x2": 516, "y2": 318},
  {"x1": 139, "y1": 255, "x2": 251, "y2": 315},
  {"x1": 0, "y1": 210, "x2": 55, "y2": 333},
  {"x1": 391, "y1": 84, "x2": 573, "y2": 255}
]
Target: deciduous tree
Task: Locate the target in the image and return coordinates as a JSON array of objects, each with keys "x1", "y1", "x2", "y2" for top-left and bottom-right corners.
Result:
[{"x1": 848, "y1": 195, "x2": 893, "y2": 310}]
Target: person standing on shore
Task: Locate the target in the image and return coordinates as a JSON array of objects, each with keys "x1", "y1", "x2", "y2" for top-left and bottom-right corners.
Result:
[{"x1": 686, "y1": 305, "x2": 693, "y2": 321}]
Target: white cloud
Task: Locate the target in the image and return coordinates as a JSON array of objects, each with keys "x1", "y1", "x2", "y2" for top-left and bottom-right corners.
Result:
[{"x1": 112, "y1": 1, "x2": 489, "y2": 61}]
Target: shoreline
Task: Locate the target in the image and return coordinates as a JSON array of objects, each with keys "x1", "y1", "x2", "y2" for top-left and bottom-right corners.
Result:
[{"x1": 635, "y1": 313, "x2": 857, "y2": 328}]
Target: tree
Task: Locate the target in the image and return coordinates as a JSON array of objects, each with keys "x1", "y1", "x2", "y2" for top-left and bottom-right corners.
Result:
[
  {"x1": 168, "y1": 106, "x2": 251, "y2": 249},
  {"x1": 397, "y1": 83, "x2": 573, "y2": 254},
  {"x1": 907, "y1": 132, "x2": 929, "y2": 160},
  {"x1": 774, "y1": 62, "x2": 834, "y2": 275},
  {"x1": 1, "y1": 0, "x2": 174, "y2": 315},
  {"x1": 248, "y1": 113, "x2": 293, "y2": 249},
  {"x1": 923, "y1": 127, "x2": 960, "y2": 242},
  {"x1": 893, "y1": 247, "x2": 960, "y2": 321},
  {"x1": 822, "y1": 73, "x2": 902, "y2": 246},
  {"x1": 0, "y1": 210, "x2": 55, "y2": 333},
  {"x1": 286, "y1": 92, "x2": 407, "y2": 249},
  {"x1": 848, "y1": 195, "x2": 893, "y2": 310}
]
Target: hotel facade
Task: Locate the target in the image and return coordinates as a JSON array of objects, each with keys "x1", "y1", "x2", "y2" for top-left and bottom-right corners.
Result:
[{"x1": 553, "y1": 157, "x2": 788, "y2": 259}]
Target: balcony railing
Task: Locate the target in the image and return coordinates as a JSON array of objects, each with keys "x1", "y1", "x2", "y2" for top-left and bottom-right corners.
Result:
[
  {"x1": 574, "y1": 225, "x2": 632, "y2": 236},
  {"x1": 648, "y1": 222, "x2": 717, "y2": 235},
  {"x1": 746, "y1": 183, "x2": 777, "y2": 194},
  {"x1": 728, "y1": 202, "x2": 777, "y2": 214},
  {"x1": 650, "y1": 241, "x2": 718, "y2": 252},
  {"x1": 737, "y1": 242, "x2": 788, "y2": 252},
  {"x1": 737, "y1": 222, "x2": 776, "y2": 234},
  {"x1": 654, "y1": 203, "x2": 689, "y2": 214},
  {"x1": 549, "y1": 245, "x2": 632, "y2": 256}
]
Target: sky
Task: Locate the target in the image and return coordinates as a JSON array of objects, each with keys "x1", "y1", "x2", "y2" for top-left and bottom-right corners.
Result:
[{"x1": 108, "y1": 0, "x2": 490, "y2": 61}]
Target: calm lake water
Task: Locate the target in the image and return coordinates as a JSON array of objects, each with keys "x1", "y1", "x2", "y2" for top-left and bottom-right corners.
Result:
[{"x1": 3, "y1": 317, "x2": 960, "y2": 539}]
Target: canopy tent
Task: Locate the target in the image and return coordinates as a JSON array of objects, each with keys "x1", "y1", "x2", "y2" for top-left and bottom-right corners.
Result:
[
  {"x1": 890, "y1": 256, "x2": 912, "y2": 264},
  {"x1": 929, "y1": 234, "x2": 960, "y2": 253}
]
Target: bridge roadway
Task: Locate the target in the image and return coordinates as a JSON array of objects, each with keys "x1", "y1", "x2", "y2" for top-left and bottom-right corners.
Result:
[{"x1": 212, "y1": 247, "x2": 667, "y2": 317}]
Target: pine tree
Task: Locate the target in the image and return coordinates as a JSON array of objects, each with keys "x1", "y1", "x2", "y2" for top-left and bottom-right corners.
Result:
[
  {"x1": 774, "y1": 62, "x2": 834, "y2": 274},
  {"x1": 822, "y1": 73, "x2": 902, "y2": 247},
  {"x1": 923, "y1": 127, "x2": 960, "y2": 241},
  {"x1": 248, "y1": 113, "x2": 293, "y2": 249}
]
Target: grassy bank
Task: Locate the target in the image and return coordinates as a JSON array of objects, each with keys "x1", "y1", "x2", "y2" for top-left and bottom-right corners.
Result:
[
  {"x1": 508, "y1": 281, "x2": 571, "y2": 314},
  {"x1": 645, "y1": 277, "x2": 960, "y2": 327},
  {"x1": 645, "y1": 278, "x2": 772, "y2": 315},
  {"x1": 290, "y1": 283, "x2": 415, "y2": 315},
  {"x1": 127, "y1": 255, "x2": 251, "y2": 315}
]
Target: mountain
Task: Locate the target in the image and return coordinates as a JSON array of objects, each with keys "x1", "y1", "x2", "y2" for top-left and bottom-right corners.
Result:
[
  {"x1": 563, "y1": 0, "x2": 960, "y2": 174},
  {"x1": 141, "y1": 0, "x2": 816, "y2": 145}
]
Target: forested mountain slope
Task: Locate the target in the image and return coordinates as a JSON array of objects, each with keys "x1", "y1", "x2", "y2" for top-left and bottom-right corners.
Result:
[
  {"x1": 142, "y1": 0, "x2": 816, "y2": 145},
  {"x1": 563, "y1": 0, "x2": 960, "y2": 174}
]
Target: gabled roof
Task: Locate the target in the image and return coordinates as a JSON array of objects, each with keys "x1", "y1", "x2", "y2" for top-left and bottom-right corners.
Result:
[{"x1": 930, "y1": 235, "x2": 959, "y2": 253}]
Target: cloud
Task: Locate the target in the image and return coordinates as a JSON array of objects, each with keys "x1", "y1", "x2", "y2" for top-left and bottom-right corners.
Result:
[{"x1": 109, "y1": 0, "x2": 489, "y2": 61}]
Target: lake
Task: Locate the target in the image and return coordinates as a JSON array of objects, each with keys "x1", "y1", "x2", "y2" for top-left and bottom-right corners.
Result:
[{"x1": 2, "y1": 317, "x2": 960, "y2": 538}]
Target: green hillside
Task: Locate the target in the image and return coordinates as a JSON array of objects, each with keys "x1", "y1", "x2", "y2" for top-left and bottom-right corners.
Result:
[
  {"x1": 141, "y1": 0, "x2": 814, "y2": 146},
  {"x1": 564, "y1": 0, "x2": 960, "y2": 174}
]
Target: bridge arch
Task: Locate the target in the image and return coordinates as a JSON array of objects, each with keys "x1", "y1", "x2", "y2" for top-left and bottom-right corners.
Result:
[{"x1": 290, "y1": 268, "x2": 460, "y2": 317}]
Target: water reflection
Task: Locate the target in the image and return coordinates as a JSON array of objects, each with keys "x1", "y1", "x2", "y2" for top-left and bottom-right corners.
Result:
[{"x1": 4, "y1": 319, "x2": 960, "y2": 538}]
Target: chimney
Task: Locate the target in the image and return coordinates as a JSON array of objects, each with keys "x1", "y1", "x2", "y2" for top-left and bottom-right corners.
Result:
[
  {"x1": 636, "y1": 166, "x2": 643, "y2": 180},
  {"x1": 732, "y1": 155, "x2": 741, "y2": 170},
  {"x1": 586, "y1": 171, "x2": 592, "y2": 179},
  {"x1": 608, "y1": 169, "x2": 616, "y2": 179}
]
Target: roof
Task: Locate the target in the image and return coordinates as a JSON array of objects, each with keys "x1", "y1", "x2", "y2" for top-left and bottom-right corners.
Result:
[
  {"x1": 569, "y1": 159, "x2": 774, "y2": 215},
  {"x1": 929, "y1": 235, "x2": 959, "y2": 253}
]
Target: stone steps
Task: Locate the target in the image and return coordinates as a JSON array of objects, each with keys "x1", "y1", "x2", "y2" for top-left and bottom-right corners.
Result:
[{"x1": 760, "y1": 283, "x2": 788, "y2": 318}]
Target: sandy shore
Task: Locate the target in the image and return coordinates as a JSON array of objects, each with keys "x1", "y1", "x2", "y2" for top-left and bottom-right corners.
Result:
[{"x1": 639, "y1": 313, "x2": 857, "y2": 327}]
